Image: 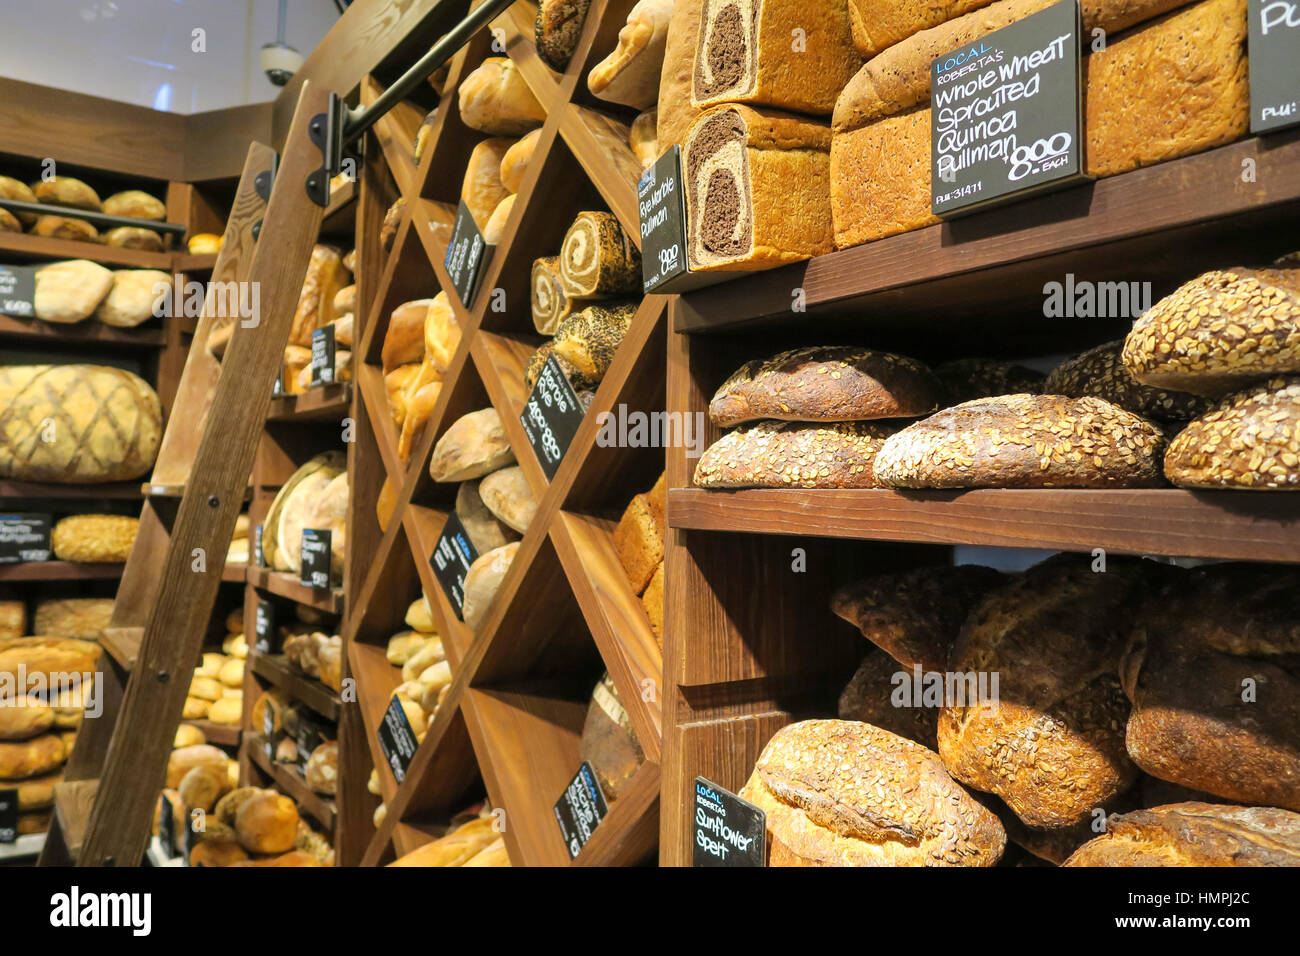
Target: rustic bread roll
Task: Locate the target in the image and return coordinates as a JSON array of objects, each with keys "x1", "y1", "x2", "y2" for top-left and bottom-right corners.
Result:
[
  {"x1": 551, "y1": 302, "x2": 638, "y2": 381},
  {"x1": 710, "y1": 347, "x2": 942, "y2": 426},
  {"x1": 629, "y1": 109, "x2": 659, "y2": 169},
  {"x1": 1047, "y1": 341, "x2": 1213, "y2": 421},
  {"x1": 33, "y1": 598, "x2": 114, "y2": 641},
  {"x1": 328, "y1": 313, "x2": 354, "y2": 348},
  {"x1": 846, "y1": 0, "x2": 996, "y2": 57},
  {"x1": 182, "y1": 696, "x2": 210, "y2": 719},
  {"x1": 1064, "y1": 802, "x2": 1300, "y2": 866},
  {"x1": 281, "y1": 345, "x2": 311, "y2": 395},
  {"x1": 641, "y1": 561, "x2": 664, "y2": 644},
  {"x1": 33, "y1": 260, "x2": 113, "y2": 323},
  {"x1": 695, "y1": 419, "x2": 899, "y2": 488},
  {"x1": 482, "y1": 193, "x2": 515, "y2": 244},
  {"x1": 460, "y1": 138, "x2": 514, "y2": 230},
  {"x1": 166, "y1": 745, "x2": 230, "y2": 790},
  {"x1": 613, "y1": 493, "x2": 663, "y2": 594},
  {"x1": 874, "y1": 394, "x2": 1166, "y2": 489},
  {"x1": 102, "y1": 190, "x2": 165, "y2": 220},
  {"x1": 189, "y1": 675, "x2": 223, "y2": 702},
  {"x1": 1122, "y1": 261, "x2": 1300, "y2": 396},
  {"x1": 51, "y1": 514, "x2": 137, "y2": 563},
  {"x1": 559, "y1": 212, "x2": 640, "y2": 297},
  {"x1": 478, "y1": 465, "x2": 537, "y2": 533},
  {"x1": 684, "y1": 104, "x2": 834, "y2": 271},
  {"x1": 458, "y1": 58, "x2": 546, "y2": 135},
  {"x1": 1121, "y1": 562, "x2": 1300, "y2": 811},
  {"x1": 103, "y1": 226, "x2": 164, "y2": 251},
  {"x1": 382, "y1": 298, "x2": 435, "y2": 372},
  {"x1": 179, "y1": 764, "x2": 230, "y2": 811},
  {"x1": 15, "y1": 769, "x2": 61, "y2": 811},
  {"x1": 1163, "y1": 377, "x2": 1300, "y2": 489},
  {"x1": 294, "y1": 349, "x2": 352, "y2": 390},
  {"x1": 429, "y1": 408, "x2": 516, "y2": 482},
  {"x1": 188, "y1": 233, "x2": 222, "y2": 254},
  {"x1": 933, "y1": 358, "x2": 1045, "y2": 406},
  {"x1": 174, "y1": 724, "x2": 206, "y2": 748},
  {"x1": 535, "y1": 0, "x2": 592, "y2": 70},
  {"x1": 0, "y1": 176, "x2": 38, "y2": 224},
  {"x1": 93, "y1": 269, "x2": 169, "y2": 328},
  {"x1": 580, "y1": 674, "x2": 644, "y2": 801},
  {"x1": 693, "y1": 0, "x2": 860, "y2": 115},
  {"x1": 831, "y1": 564, "x2": 1004, "y2": 673},
  {"x1": 455, "y1": 479, "x2": 519, "y2": 554},
  {"x1": 656, "y1": 0, "x2": 706, "y2": 152},
  {"x1": 838, "y1": 649, "x2": 940, "y2": 750},
  {"x1": 589, "y1": 0, "x2": 674, "y2": 110},
  {"x1": 235, "y1": 790, "x2": 300, "y2": 854},
  {"x1": 305, "y1": 741, "x2": 339, "y2": 795},
  {"x1": 461, "y1": 542, "x2": 519, "y2": 630},
  {"x1": 31, "y1": 216, "x2": 97, "y2": 242},
  {"x1": 938, "y1": 554, "x2": 1149, "y2": 829},
  {"x1": 332, "y1": 284, "x2": 356, "y2": 320},
  {"x1": 0, "y1": 637, "x2": 100, "y2": 683},
  {"x1": 740, "y1": 720, "x2": 1005, "y2": 866},
  {"x1": 401, "y1": 637, "x2": 446, "y2": 681},
  {"x1": 0, "y1": 701, "x2": 55, "y2": 741},
  {"x1": 217, "y1": 657, "x2": 244, "y2": 688},
  {"x1": 499, "y1": 129, "x2": 541, "y2": 193},
  {"x1": 34, "y1": 176, "x2": 101, "y2": 210},
  {"x1": 385, "y1": 364, "x2": 422, "y2": 428},
  {"x1": 405, "y1": 597, "x2": 436, "y2": 634},
  {"x1": 190, "y1": 840, "x2": 249, "y2": 867}
]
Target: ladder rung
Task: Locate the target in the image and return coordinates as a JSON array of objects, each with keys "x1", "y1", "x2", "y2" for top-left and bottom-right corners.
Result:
[{"x1": 101, "y1": 627, "x2": 143, "y2": 670}]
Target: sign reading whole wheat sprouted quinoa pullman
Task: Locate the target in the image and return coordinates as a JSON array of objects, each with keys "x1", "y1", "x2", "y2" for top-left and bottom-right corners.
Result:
[{"x1": 930, "y1": 0, "x2": 1088, "y2": 217}]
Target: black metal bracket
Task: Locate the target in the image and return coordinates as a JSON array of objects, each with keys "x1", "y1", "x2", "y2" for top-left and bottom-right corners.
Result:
[
  {"x1": 252, "y1": 152, "x2": 279, "y2": 241},
  {"x1": 305, "y1": 92, "x2": 344, "y2": 208}
]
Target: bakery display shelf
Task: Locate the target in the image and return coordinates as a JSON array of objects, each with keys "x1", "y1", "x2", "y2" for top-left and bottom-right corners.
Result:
[
  {"x1": 0, "y1": 314, "x2": 168, "y2": 347},
  {"x1": 247, "y1": 735, "x2": 338, "y2": 831},
  {"x1": 0, "y1": 560, "x2": 124, "y2": 582},
  {"x1": 267, "y1": 382, "x2": 354, "y2": 422},
  {"x1": 676, "y1": 135, "x2": 1300, "y2": 333},
  {"x1": 221, "y1": 562, "x2": 247, "y2": 583},
  {"x1": 182, "y1": 718, "x2": 241, "y2": 747},
  {"x1": 173, "y1": 253, "x2": 217, "y2": 273},
  {"x1": 0, "y1": 479, "x2": 144, "y2": 499},
  {"x1": 0, "y1": 230, "x2": 173, "y2": 270},
  {"x1": 247, "y1": 567, "x2": 345, "y2": 615},
  {"x1": 249, "y1": 652, "x2": 342, "y2": 722},
  {"x1": 142, "y1": 481, "x2": 253, "y2": 500}
]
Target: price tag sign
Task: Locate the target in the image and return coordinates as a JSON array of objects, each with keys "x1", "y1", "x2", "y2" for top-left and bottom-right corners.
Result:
[
  {"x1": 377, "y1": 696, "x2": 419, "y2": 784},
  {"x1": 0, "y1": 264, "x2": 36, "y2": 318},
  {"x1": 637, "y1": 147, "x2": 728, "y2": 294},
  {"x1": 430, "y1": 513, "x2": 479, "y2": 620},
  {"x1": 554, "y1": 762, "x2": 608, "y2": 859},
  {"x1": 262, "y1": 700, "x2": 277, "y2": 762},
  {"x1": 0, "y1": 513, "x2": 52, "y2": 564},
  {"x1": 310, "y1": 325, "x2": 337, "y2": 386},
  {"x1": 158, "y1": 792, "x2": 177, "y2": 858},
  {"x1": 519, "y1": 354, "x2": 586, "y2": 480},
  {"x1": 254, "y1": 598, "x2": 275, "y2": 655},
  {"x1": 253, "y1": 524, "x2": 266, "y2": 568},
  {"x1": 692, "y1": 777, "x2": 765, "y2": 867},
  {"x1": 1249, "y1": 0, "x2": 1300, "y2": 133},
  {"x1": 0, "y1": 788, "x2": 16, "y2": 844},
  {"x1": 930, "y1": 0, "x2": 1086, "y2": 217},
  {"x1": 444, "y1": 199, "x2": 494, "y2": 309},
  {"x1": 300, "y1": 528, "x2": 331, "y2": 589},
  {"x1": 296, "y1": 713, "x2": 325, "y2": 776}
]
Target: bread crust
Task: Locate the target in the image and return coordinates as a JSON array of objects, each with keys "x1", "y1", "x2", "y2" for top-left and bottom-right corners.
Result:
[
  {"x1": 1164, "y1": 377, "x2": 1300, "y2": 489},
  {"x1": 1064, "y1": 802, "x2": 1300, "y2": 866},
  {"x1": 695, "y1": 419, "x2": 900, "y2": 488}
]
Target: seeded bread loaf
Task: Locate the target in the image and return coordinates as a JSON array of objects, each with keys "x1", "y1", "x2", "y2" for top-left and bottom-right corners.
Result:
[
  {"x1": 1046, "y1": 341, "x2": 1212, "y2": 421},
  {"x1": 613, "y1": 493, "x2": 664, "y2": 594},
  {"x1": 710, "y1": 347, "x2": 942, "y2": 426},
  {"x1": 1163, "y1": 378, "x2": 1300, "y2": 489},
  {"x1": 837, "y1": 649, "x2": 940, "y2": 750},
  {"x1": 831, "y1": 564, "x2": 1004, "y2": 673},
  {"x1": 535, "y1": 0, "x2": 593, "y2": 70},
  {"x1": 551, "y1": 302, "x2": 638, "y2": 382},
  {"x1": 525, "y1": 342, "x2": 598, "y2": 392},
  {"x1": 429, "y1": 408, "x2": 516, "y2": 483},
  {"x1": 1120, "y1": 563, "x2": 1300, "y2": 812},
  {"x1": 873, "y1": 394, "x2": 1166, "y2": 488},
  {"x1": 1064, "y1": 803, "x2": 1300, "y2": 866},
  {"x1": 740, "y1": 720, "x2": 1006, "y2": 866},
  {"x1": 695, "y1": 420, "x2": 899, "y2": 488},
  {"x1": 51, "y1": 514, "x2": 138, "y2": 563},
  {"x1": 934, "y1": 358, "x2": 1045, "y2": 405}
]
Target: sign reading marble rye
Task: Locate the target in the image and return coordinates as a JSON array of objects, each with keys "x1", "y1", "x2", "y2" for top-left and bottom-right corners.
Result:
[{"x1": 930, "y1": 0, "x2": 1087, "y2": 217}]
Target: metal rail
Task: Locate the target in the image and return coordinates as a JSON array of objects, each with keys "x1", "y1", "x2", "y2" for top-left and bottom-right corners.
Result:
[{"x1": 0, "y1": 197, "x2": 187, "y2": 237}]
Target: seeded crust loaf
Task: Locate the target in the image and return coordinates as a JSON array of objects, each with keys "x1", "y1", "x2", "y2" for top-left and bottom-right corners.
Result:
[
  {"x1": 694, "y1": 420, "x2": 899, "y2": 488},
  {"x1": 1046, "y1": 341, "x2": 1212, "y2": 421},
  {"x1": 551, "y1": 302, "x2": 638, "y2": 382},
  {"x1": 1120, "y1": 563, "x2": 1300, "y2": 812},
  {"x1": 524, "y1": 342, "x2": 599, "y2": 392},
  {"x1": 838, "y1": 649, "x2": 940, "y2": 750},
  {"x1": 1064, "y1": 803, "x2": 1300, "y2": 866},
  {"x1": 873, "y1": 394, "x2": 1166, "y2": 488},
  {"x1": 739, "y1": 720, "x2": 1006, "y2": 866},
  {"x1": 684, "y1": 104, "x2": 834, "y2": 271},
  {"x1": 1122, "y1": 262, "x2": 1300, "y2": 395},
  {"x1": 938, "y1": 554, "x2": 1151, "y2": 829},
  {"x1": 1164, "y1": 378, "x2": 1300, "y2": 489},
  {"x1": 831, "y1": 564, "x2": 1004, "y2": 673},
  {"x1": 846, "y1": 0, "x2": 996, "y2": 57},
  {"x1": 709, "y1": 347, "x2": 942, "y2": 426},
  {"x1": 934, "y1": 358, "x2": 1044, "y2": 406},
  {"x1": 535, "y1": 0, "x2": 592, "y2": 71}
]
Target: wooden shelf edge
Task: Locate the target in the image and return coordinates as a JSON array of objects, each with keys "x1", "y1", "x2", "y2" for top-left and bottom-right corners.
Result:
[
  {"x1": 247, "y1": 568, "x2": 345, "y2": 614},
  {"x1": 249, "y1": 652, "x2": 342, "y2": 721},
  {"x1": 0, "y1": 560, "x2": 124, "y2": 582}
]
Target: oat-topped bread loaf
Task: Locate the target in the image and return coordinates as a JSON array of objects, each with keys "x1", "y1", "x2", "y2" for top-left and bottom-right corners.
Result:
[
  {"x1": 559, "y1": 211, "x2": 641, "y2": 298},
  {"x1": 1122, "y1": 260, "x2": 1300, "y2": 396},
  {"x1": 531, "y1": 256, "x2": 575, "y2": 335},
  {"x1": 589, "y1": 0, "x2": 674, "y2": 111},
  {"x1": 695, "y1": 419, "x2": 899, "y2": 488},
  {"x1": 873, "y1": 394, "x2": 1166, "y2": 488},
  {"x1": 1064, "y1": 803, "x2": 1300, "y2": 867},
  {"x1": 933, "y1": 358, "x2": 1044, "y2": 406},
  {"x1": 710, "y1": 346, "x2": 942, "y2": 426},
  {"x1": 837, "y1": 649, "x2": 940, "y2": 750},
  {"x1": 1120, "y1": 563, "x2": 1300, "y2": 812},
  {"x1": 535, "y1": 0, "x2": 593, "y2": 71},
  {"x1": 1164, "y1": 377, "x2": 1300, "y2": 489},
  {"x1": 551, "y1": 302, "x2": 638, "y2": 382},
  {"x1": 0, "y1": 365, "x2": 161, "y2": 483},
  {"x1": 1046, "y1": 341, "x2": 1212, "y2": 421},
  {"x1": 938, "y1": 554, "x2": 1153, "y2": 829},
  {"x1": 740, "y1": 720, "x2": 1005, "y2": 866},
  {"x1": 846, "y1": 0, "x2": 997, "y2": 57},
  {"x1": 683, "y1": 104, "x2": 833, "y2": 271},
  {"x1": 831, "y1": 564, "x2": 1004, "y2": 673},
  {"x1": 692, "y1": 0, "x2": 861, "y2": 116}
]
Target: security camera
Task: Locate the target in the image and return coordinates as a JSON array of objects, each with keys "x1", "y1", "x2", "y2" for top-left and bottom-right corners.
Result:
[{"x1": 261, "y1": 42, "x2": 303, "y2": 87}]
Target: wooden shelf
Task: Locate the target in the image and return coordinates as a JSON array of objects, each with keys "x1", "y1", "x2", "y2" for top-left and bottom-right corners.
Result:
[
  {"x1": 247, "y1": 735, "x2": 337, "y2": 831},
  {"x1": 0, "y1": 561, "x2": 124, "y2": 582},
  {"x1": 249, "y1": 652, "x2": 341, "y2": 721},
  {"x1": 221, "y1": 562, "x2": 247, "y2": 583},
  {"x1": 0, "y1": 314, "x2": 167, "y2": 347},
  {"x1": 174, "y1": 253, "x2": 217, "y2": 273},
  {"x1": 182, "y1": 719, "x2": 241, "y2": 747},
  {"x1": 247, "y1": 567, "x2": 345, "y2": 614},
  {"x1": 0, "y1": 479, "x2": 144, "y2": 499},
  {"x1": 0, "y1": 230, "x2": 173, "y2": 269},
  {"x1": 267, "y1": 382, "x2": 353, "y2": 422}
]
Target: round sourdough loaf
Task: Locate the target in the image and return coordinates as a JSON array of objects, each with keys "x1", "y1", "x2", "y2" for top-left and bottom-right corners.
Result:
[
  {"x1": 830, "y1": 563, "x2": 1004, "y2": 673},
  {"x1": 739, "y1": 720, "x2": 1005, "y2": 866},
  {"x1": 429, "y1": 408, "x2": 516, "y2": 483},
  {"x1": 34, "y1": 176, "x2": 101, "y2": 210},
  {"x1": 709, "y1": 347, "x2": 942, "y2": 426},
  {"x1": 694, "y1": 419, "x2": 900, "y2": 488},
  {"x1": 0, "y1": 733, "x2": 66, "y2": 780},
  {"x1": 0, "y1": 637, "x2": 101, "y2": 683},
  {"x1": 1163, "y1": 376, "x2": 1300, "y2": 489},
  {"x1": 31, "y1": 216, "x2": 97, "y2": 242},
  {"x1": 102, "y1": 190, "x2": 165, "y2": 220},
  {"x1": 1045, "y1": 340, "x2": 1211, "y2": 420},
  {"x1": 94, "y1": 269, "x2": 170, "y2": 328},
  {"x1": 478, "y1": 465, "x2": 537, "y2": 533},
  {"x1": 1063, "y1": 803, "x2": 1300, "y2": 867},
  {"x1": 103, "y1": 226, "x2": 164, "y2": 251},
  {"x1": 873, "y1": 393, "x2": 1166, "y2": 488},
  {"x1": 235, "y1": 790, "x2": 299, "y2": 854},
  {"x1": 33, "y1": 260, "x2": 113, "y2": 323}
]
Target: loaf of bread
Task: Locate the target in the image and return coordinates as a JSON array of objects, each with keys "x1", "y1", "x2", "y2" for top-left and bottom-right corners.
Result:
[
  {"x1": 461, "y1": 138, "x2": 515, "y2": 231},
  {"x1": 629, "y1": 109, "x2": 659, "y2": 169},
  {"x1": 1047, "y1": 341, "x2": 1212, "y2": 421},
  {"x1": 162, "y1": 743, "x2": 228, "y2": 789},
  {"x1": 0, "y1": 176, "x2": 37, "y2": 223},
  {"x1": 382, "y1": 298, "x2": 435, "y2": 371},
  {"x1": 32, "y1": 216, "x2": 96, "y2": 242},
  {"x1": 478, "y1": 465, "x2": 537, "y2": 533},
  {"x1": 380, "y1": 197, "x2": 405, "y2": 251},
  {"x1": 34, "y1": 176, "x2": 100, "y2": 210},
  {"x1": 641, "y1": 561, "x2": 664, "y2": 644},
  {"x1": 551, "y1": 302, "x2": 638, "y2": 381},
  {"x1": 0, "y1": 700, "x2": 54, "y2": 742},
  {"x1": 102, "y1": 190, "x2": 165, "y2": 220},
  {"x1": 656, "y1": 0, "x2": 706, "y2": 151},
  {"x1": 261, "y1": 452, "x2": 346, "y2": 571},
  {"x1": 182, "y1": 697, "x2": 210, "y2": 719},
  {"x1": 1163, "y1": 377, "x2": 1300, "y2": 489},
  {"x1": 455, "y1": 479, "x2": 519, "y2": 554},
  {"x1": 710, "y1": 347, "x2": 941, "y2": 426},
  {"x1": 874, "y1": 394, "x2": 1166, "y2": 488},
  {"x1": 429, "y1": 408, "x2": 516, "y2": 482},
  {"x1": 103, "y1": 226, "x2": 164, "y2": 252},
  {"x1": 0, "y1": 207, "x2": 18, "y2": 232},
  {"x1": 524, "y1": 342, "x2": 598, "y2": 392},
  {"x1": 559, "y1": 211, "x2": 640, "y2": 298},
  {"x1": 289, "y1": 245, "x2": 350, "y2": 348},
  {"x1": 483, "y1": 194, "x2": 515, "y2": 245},
  {"x1": 535, "y1": 0, "x2": 593, "y2": 70},
  {"x1": 831, "y1": 564, "x2": 1003, "y2": 673},
  {"x1": 0, "y1": 732, "x2": 66, "y2": 781},
  {"x1": 838, "y1": 649, "x2": 940, "y2": 750},
  {"x1": 589, "y1": 0, "x2": 673, "y2": 110},
  {"x1": 0, "y1": 603, "x2": 23, "y2": 643},
  {"x1": 693, "y1": 0, "x2": 860, "y2": 115},
  {"x1": 499, "y1": 129, "x2": 541, "y2": 193},
  {"x1": 93, "y1": 269, "x2": 170, "y2": 328},
  {"x1": 459, "y1": 58, "x2": 546, "y2": 135},
  {"x1": 939, "y1": 554, "x2": 1149, "y2": 828},
  {"x1": 531, "y1": 256, "x2": 575, "y2": 335},
  {"x1": 847, "y1": 0, "x2": 995, "y2": 57},
  {"x1": 741, "y1": 720, "x2": 1005, "y2": 865},
  {"x1": 1064, "y1": 802, "x2": 1300, "y2": 866},
  {"x1": 398, "y1": 380, "x2": 443, "y2": 462},
  {"x1": 579, "y1": 674, "x2": 645, "y2": 801},
  {"x1": 51, "y1": 514, "x2": 138, "y2": 563},
  {"x1": 385, "y1": 364, "x2": 422, "y2": 428},
  {"x1": 235, "y1": 790, "x2": 300, "y2": 854},
  {"x1": 684, "y1": 105, "x2": 833, "y2": 271},
  {"x1": 461, "y1": 542, "x2": 519, "y2": 630},
  {"x1": 695, "y1": 419, "x2": 898, "y2": 488},
  {"x1": 305, "y1": 741, "x2": 339, "y2": 795},
  {"x1": 33, "y1": 260, "x2": 113, "y2": 323},
  {"x1": 33, "y1": 598, "x2": 114, "y2": 641},
  {"x1": 1122, "y1": 261, "x2": 1300, "y2": 396},
  {"x1": 388, "y1": 815, "x2": 500, "y2": 866},
  {"x1": 15, "y1": 769, "x2": 61, "y2": 811},
  {"x1": 0, "y1": 637, "x2": 100, "y2": 683},
  {"x1": 187, "y1": 233, "x2": 222, "y2": 255},
  {"x1": 613, "y1": 493, "x2": 663, "y2": 594}
]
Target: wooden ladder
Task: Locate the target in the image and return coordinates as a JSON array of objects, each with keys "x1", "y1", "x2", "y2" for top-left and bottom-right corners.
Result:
[{"x1": 39, "y1": 82, "x2": 332, "y2": 866}]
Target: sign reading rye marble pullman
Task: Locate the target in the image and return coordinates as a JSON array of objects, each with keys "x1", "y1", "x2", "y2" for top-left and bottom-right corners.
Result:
[
  {"x1": 444, "y1": 199, "x2": 494, "y2": 308},
  {"x1": 554, "y1": 762, "x2": 608, "y2": 859},
  {"x1": 639, "y1": 146, "x2": 688, "y2": 293},
  {"x1": 430, "y1": 513, "x2": 479, "y2": 620},
  {"x1": 0, "y1": 513, "x2": 51, "y2": 563},
  {"x1": 1248, "y1": 0, "x2": 1300, "y2": 133},
  {"x1": 519, "y1": 354, "x2": 585, "y2": 480},
  {"x1": 0, "y1": 264, "x2": 35, "y2": 318},
  {"x1": 930, "y1": 0, "x2": 1086, "y2": 217},
  {"x1": 692, "y1": 777, "x2": 765, "y2": 867}
]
